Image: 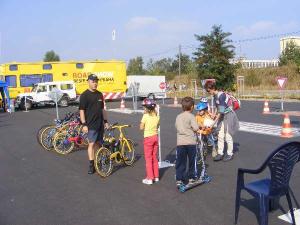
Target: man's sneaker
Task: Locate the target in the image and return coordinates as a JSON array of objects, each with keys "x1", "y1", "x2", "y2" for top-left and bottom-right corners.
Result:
[
  {"x1": 88, "y1": 164, "x2": 95, "y2": 174},
  {"x1": 154, "y1": 178, "x2": 159, "y2": 183},
  {"x1": 142, "y1": 179, "x2": 153, "y2": 185},
  {"x1": 188, "y1": 178, "x2": 197, "y2": 184},
  {"x1": 212, "y1": 148, "x2": 218, "y2": 158},
  {"x1": 213, "y1": 154, "x2": 223, "y2": 161},
  {"x1": 223, "y1": 154, "x2": 234, "y2": 162},
  {"x1": 176, "y1": 180, "x2": 183, "y2": 187}
]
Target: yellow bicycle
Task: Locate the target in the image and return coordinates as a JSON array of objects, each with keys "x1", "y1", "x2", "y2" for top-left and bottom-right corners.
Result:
[{"x1": 95, "y1": 123, "x2": 135, "y2": 177}]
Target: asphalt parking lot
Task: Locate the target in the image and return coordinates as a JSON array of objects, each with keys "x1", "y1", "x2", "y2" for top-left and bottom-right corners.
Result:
[{"x1": 0, "y1": 100, "x2": 300, "y2": 225}]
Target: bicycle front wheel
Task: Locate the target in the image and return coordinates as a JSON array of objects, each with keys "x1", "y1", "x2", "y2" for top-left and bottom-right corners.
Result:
[
  {"x1": 37, "y1": 124, "x2": 51, "y2": 146},
  {"x1": 53, "y1": 132, "x2": 75, "y2": 155},
  {"x1": 121, "y1": 139, "x2": 135, "y2": 166},
  {"x1": 95, "y1": 147, "x2": 113, "y2": 177},
  {"x1": 40, "y1": 126, "x2": 57, "y2": 151}
]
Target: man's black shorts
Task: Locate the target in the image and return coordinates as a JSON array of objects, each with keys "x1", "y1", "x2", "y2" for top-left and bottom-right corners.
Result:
[{"x1": 87, "y1": 129, "x2": 103, "y2": 143}]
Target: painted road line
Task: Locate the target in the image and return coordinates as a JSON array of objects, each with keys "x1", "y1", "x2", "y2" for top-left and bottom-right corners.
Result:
[
  {"x1": 107, "y1": 108, "x2": 144, "y2": 114},
  {"x1": 278, "y1": 208, "x2": 300, "y2": 224},
  {"x1": 239, "y1": 121, "x2": 300, "y2": 137},
  {"x1": 268, "y1": 111, "x2": 300, "y2": 116}
]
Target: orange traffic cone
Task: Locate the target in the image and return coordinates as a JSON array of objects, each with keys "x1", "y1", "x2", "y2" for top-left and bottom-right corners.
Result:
[
  {"x1": 263, "y1": 101, "x2": 270, "y2": 114},
  {"x1": 120, "y1": 98, "x2": 125, "y2": 110},
  {"x1": 281, "y1": 114, "x2": 293, "y2": 138},
  {"x1": 174, "y1": 96, "x2": 178, "y2": 106},
  {"x1": 103, "y1": 100, "x2": 107, "y2": 110}
]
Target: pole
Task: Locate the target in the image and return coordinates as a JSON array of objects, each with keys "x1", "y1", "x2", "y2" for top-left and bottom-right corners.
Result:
[
  {"x1": 112, "y1": 29, "x2": 116, "y2": 59},
  {"x1": 157, "y1": 105, "x2": 162, "y2": 163},
  {"x1": 131, "y1": 85, "x2": 134, "y2": 111},
  {"x1": 281, "y1": 89, "x2": 284, "y2": 111},
  {"x1": 24, "y1": 96, "x2": 28, "y2": 112},
  {"x1": 55, "y1": 91, "x2": 59, "y2": 120},
  {"x1": 178, "y1": 44, "x2": 181, "y2": 77},
  {"x1": 157, "y1": 104, "x2": 174, "y2": 169}
]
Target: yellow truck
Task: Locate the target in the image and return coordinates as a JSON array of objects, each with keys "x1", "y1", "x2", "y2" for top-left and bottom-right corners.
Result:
[{"x1": 0, "y1": 60, "x2": 127, "y2": 99}]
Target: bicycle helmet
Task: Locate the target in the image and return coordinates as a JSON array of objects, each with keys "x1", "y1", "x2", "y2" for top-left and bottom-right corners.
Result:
[
  {"x1": 142, "y1": 98, "x2": 156, "y2": 110},
  {"x1": 200, "y1": 97, "x2": 208, "y2": 103},
  {"x1": 196, "y1": 102, "x2": 208, "y2": 111}
]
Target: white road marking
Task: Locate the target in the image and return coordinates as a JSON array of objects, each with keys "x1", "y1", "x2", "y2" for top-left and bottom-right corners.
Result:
[
  {"x1": 106, "y1": 108, "x2": 144, "y2": 114},
  {"x1": 239, "y1": 121, "x2": 300, "y2": 137},
  {"x1": 278, "y1": 208, "x2": 300, "y2": 224}
]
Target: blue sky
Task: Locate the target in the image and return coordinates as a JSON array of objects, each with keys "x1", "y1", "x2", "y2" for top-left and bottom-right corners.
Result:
[{"x1": 0, "y1": 0, "x2": 299, "y2": 64}]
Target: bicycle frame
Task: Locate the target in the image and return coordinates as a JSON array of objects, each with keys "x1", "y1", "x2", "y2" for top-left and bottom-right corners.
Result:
[{"x1": 104, "y1": 124, "x2": 132, "y2": 163}]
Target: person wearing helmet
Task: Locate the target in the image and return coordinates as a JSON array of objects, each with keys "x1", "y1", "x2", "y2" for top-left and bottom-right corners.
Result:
[
  {"x1": 195, "y1": 102, "x2": 213, "y2": 134},
  {"x1": 140, "y1": 98, "x2": 160, "y2": 185},
  {"x1": 195, "y1": 101, "x2": 218, "y2": 157},
  {"x1": 200, "y1": 97, "x2": 208, "y2": 103}
]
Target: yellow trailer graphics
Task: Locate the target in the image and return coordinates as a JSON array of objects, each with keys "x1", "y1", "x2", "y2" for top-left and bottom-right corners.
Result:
[{"x1": 1, "y1": 60, "x2": 127, "y2": 99}]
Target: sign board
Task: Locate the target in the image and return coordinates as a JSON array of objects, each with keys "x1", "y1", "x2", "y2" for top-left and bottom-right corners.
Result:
[
  {"x1": 201, "y1": 80, "x2": 206, "y2": 87},
  {"x1": 201, "y1": 79, "x2": 216, "y2": 87},
  {"x1": 112, "y1": 29, "x2": 116, "y2": 41},
  {"x1": 48, "y1": 88, "x2": 64, "y2": 102},
  {"x1": 205, "y1": 79, "x2": 216, "y2": 84},
  {"x1": 159, "y1": 82, "x2": 166, "y2": 90},
  {"x1": 276, "y1": 76, "x2": 287, "y2": 89}
]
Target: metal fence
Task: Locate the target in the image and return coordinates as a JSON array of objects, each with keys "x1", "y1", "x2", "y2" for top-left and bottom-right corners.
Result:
[
  {"x1": 167, "y1": 88, "x2": 300, "y2": 100},
  {"x1": 238, "y1": 90, "x2": 300, "y2": 99}
]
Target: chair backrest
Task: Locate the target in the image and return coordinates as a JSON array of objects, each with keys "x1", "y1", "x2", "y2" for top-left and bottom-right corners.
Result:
[{"x1": 268, "y1": 142, "x2": 300, "y2": 196}]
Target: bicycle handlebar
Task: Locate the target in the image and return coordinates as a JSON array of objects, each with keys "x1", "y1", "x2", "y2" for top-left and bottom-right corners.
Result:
[
  {"x1": 111, "y1": 124, "x2": 131, "y2": 129},
  {"x1": 105, "y1": 123, "x2": 131, "y2": 130}
]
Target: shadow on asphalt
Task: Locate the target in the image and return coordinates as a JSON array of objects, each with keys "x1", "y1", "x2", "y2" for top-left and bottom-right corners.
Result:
[
  {"x1": 291, "y1": 120, "x2": 300, "y2": 127},
  {"x1": 234, "y1": 142, "x2": 240, "y2": 153},
  {"x1": 110, "y1": 154, "x2": 142, "y2": 176}
]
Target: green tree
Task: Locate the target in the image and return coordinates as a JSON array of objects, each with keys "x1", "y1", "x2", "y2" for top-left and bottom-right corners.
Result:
[
  {"x1": 193, "y1": 25, "x2": 236, "y2": 90},
  {"x1": 146, "y1": 58, "x2": 173, "y2": 75},
  {"x1": 43, "y1": 50, "x2": 60, "y2": 62},
  {"x1": 127, "y1": 56, "x2": 145, "y2": 75},
  {"x1": 171, "y1": 53, "x2": 195, "y2": 74},
  {"x1": 279, "y1": 41, "x2": 300, "y2": 66}
]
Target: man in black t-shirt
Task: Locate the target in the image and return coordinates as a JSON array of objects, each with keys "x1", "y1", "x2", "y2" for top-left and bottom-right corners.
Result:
[{"x1": 79, "y1": 74, "x2": 109, "y2": 174}]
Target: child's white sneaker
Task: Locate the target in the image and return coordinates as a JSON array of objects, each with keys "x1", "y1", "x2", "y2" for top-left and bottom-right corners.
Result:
[
  {"x1": 142, "y1": 178, "x2": 153, "y2": 185},
  {"x1": 154, "y1": 178, "x2": 159, "y2": 183}
]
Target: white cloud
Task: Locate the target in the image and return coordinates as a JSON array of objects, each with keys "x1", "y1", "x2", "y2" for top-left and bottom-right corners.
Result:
[
  {"x1": 234, "y1": 20, "x2": 299, "y2": 37},
  {"x1": 125, "y1": 16, "x2": 199, "y2": 33},
  {"x1": 159, "y1": 20, "x2": 198, "y2": 33},
  {"x1": 234, "y1": 21, "x2": 277, "y2": 36},
  {"x1": 125, "y1": 17, "x2": 159, "y2": 30}
]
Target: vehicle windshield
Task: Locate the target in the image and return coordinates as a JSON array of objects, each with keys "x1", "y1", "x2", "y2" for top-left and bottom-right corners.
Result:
[{"x1": 31, "y1": 85, "x2": 38, "y2": 92}]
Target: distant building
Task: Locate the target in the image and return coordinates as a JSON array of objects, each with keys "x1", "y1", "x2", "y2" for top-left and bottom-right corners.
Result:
[
  {"x1": 280, "y1": 36, "x2": 300, "y2": 53},
  {"x1": 231, "y1": 58, "x2": 279, "y2": 69}
]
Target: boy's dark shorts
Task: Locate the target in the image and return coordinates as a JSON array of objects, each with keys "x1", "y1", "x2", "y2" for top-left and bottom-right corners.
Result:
[{"x1": 87, "y1": 129, "x2": 103, "y2": 143}]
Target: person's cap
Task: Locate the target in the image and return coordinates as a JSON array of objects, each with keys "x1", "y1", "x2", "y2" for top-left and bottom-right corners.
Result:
[{"x1": 87, "y1": 74, "x2": 99, "y2": 81}]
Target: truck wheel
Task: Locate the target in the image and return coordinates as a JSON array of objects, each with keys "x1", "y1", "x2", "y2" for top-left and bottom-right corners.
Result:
[
  {"x1": 59, "y1": 96, "x2": 69, "y2": 107},
  {"x1": 20, "y1": 97, "x2": 32, "y2": 110}
]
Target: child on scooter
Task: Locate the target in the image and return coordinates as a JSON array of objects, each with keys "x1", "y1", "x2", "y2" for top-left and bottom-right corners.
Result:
[{"x1": 175, "y1": 97, "x2": 201, "y2": 187}]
